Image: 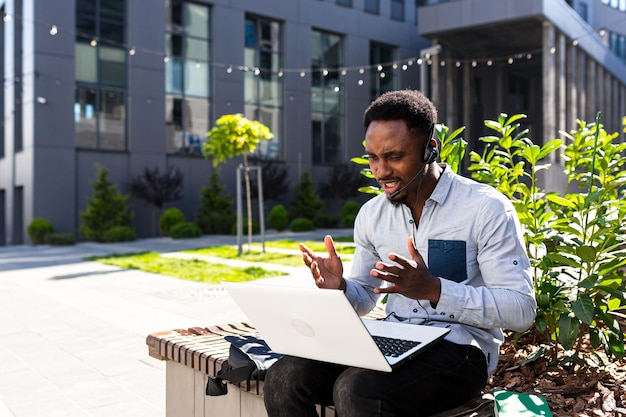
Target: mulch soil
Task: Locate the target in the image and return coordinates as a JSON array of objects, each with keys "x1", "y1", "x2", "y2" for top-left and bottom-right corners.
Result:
[{"x1": 486, "y1": 324, "x2": 626, "y2": 417}]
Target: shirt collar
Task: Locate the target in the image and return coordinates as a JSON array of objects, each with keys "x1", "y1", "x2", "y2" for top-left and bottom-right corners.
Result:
[{"x1": 429, "y1": 164, "x2": 454, "y2": 206}]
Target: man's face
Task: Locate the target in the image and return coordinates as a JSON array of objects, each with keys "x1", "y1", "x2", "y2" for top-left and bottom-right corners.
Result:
[{"x1": 365, "y1": 120, "x2": 424, "y2": 202}]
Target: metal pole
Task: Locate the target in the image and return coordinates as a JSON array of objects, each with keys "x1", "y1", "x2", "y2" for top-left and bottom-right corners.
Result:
[
  {"x1": 236, "y1": 165, "x2": 243, "y2": 256},
  {"x1": 256, "y1": 166, "x2": 265, "y2": 253}
]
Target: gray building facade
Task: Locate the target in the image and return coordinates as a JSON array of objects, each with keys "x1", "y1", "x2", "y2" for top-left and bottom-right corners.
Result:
[{"x1": 1, "y1": 0, "x2": 625, "y2": 245}]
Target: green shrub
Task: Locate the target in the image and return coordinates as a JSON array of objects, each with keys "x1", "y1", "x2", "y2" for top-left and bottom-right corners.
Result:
[
  {"x1": 196, "y1": 171, "x2": 235, "y2": 234},
  {"x1": 341, "y1": 200, "x2": 361, "y2": 228},
  {"x1": 80, "y1": 163, "x2": 134, "y2": 242},
  {"x1": 267, "y1": 204, "x2": 289, "y2": 231},
  {"x1": 289, "y1": 217, "x2": 315, "y2": 232},
  {"x1": 159, "y1": 208, "x2": 186, "y2": 236},
  {"x1": 169, "y1": 222, "x2": 202, "y2": 239},
  {"x1": 290, "y1": 172, "x2": 325, "y2": 220},
  {"x1": 231, "y1": 218, "x2": 260, "y2": 235},
  {"x1": 45, "y1": 233, "x2": 76, "y2": 246},
  {"x1": 27, "y1": 218, "x2": 54, "y2": 244},
  {"x1": 103, "y1": 226, "x2": 136, "y2": 242},
  {"x1": 313, "y1": 213, "x2": 340, "y2": 228}
]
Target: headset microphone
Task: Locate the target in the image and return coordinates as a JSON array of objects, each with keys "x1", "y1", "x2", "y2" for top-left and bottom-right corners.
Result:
[{"x1": 389, "y1": 164, "x2": 426, "y2": 199}]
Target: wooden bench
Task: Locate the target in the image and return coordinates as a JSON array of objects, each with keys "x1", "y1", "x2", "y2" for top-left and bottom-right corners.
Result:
[{"x1": 146, "y1": 320, "x2": 494, "y2": 417}]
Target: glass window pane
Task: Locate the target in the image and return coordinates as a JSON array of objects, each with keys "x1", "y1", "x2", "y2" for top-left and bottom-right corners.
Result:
[
  {"x1": 183, "y1": 98, "x2": 210, "y2": 155},
  {"x1": 77, "y1": 0, "x2": 96, "y2": 16},
  {"x1": 245, "y1": 72, "x2": 258, "y2": 104},
  {"x1": 245, "y1": 19, "x2": 257, "y2": 47},
  {"x1": 186, "y1": 38, "x2": 209, "y2": 61},
  {"x1": 324, "y1": 116, "x2": 341, "y2": 164},
  {"x1": 184, "y1": 3, "x2": 209, "y2": 38},
  {"x1": 166, "y1": 33, "x2": 183, "y2": 57},
  {"x1": 100, "y1": 21, "x2": 124, "y2": 44},
  {"x1": 256, "y1": 107, "x2": 281, "y2": 159},
  {"x1": 99, "y1": 46, "x2": 126, "y2": 85},
  {"x1": 166, "y1": 96, "x2": 184, "y2": 153},
  {"x1": 185, "y1": 59, "x2": 209, "y2": 97},
  {"x1": 101, "y1": 0, "x2": 125, "y2": 20},
  {"x1": 75, "y1": 43, "x2": 98, "y2": 82},
  {"x1": 99, "y1": 90, "x2": 125, "y2": 150},
  {"x1": 76, "y1": 15, "x2": 96, "y2": 40},
  {"x1": 75, "y1": 88, "x2": 97, "y2": 148},
  {"x1": 166, "y1": 58, "x2": 184, "y2": 94},
  {"x1": 166, "y1": 0, "x2": 184, "y2": 32}
]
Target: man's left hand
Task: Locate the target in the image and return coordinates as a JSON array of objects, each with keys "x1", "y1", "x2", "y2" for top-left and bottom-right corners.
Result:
[{"x1": 370, "y1": 237, "x2": 441, "y2": 303}]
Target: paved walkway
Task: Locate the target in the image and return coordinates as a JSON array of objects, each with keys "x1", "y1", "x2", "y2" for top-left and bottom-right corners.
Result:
[{"x1": 0, "y1": 229, "x2": 352, "y2": 417}]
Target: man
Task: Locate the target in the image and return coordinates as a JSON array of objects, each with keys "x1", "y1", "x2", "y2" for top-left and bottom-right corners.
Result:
[{"x1": 263, "y1": 89, "x2": 537, "y2": 417}]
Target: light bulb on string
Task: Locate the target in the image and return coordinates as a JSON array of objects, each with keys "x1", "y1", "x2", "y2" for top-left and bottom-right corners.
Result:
[{"x1": 49, "y1": 25, "x2": 58, "y2": 35}]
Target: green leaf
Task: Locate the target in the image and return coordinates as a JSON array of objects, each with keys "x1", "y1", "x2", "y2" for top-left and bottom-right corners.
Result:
[
  {"x1": 558, "y1": 315, "x2": 579, "y2": 350},
  {"x1": 575, "y1": 246, "x2": 596, "y2": 263},
  {"x1": 572, "y1": 294, "x2": 595, "y2": 325},
  {"x1": 546, "y1": 194, "x2": 577, "y2": 209},
  {"x1": 546, "y1": 253, "x2": 582, "y2": 268}
]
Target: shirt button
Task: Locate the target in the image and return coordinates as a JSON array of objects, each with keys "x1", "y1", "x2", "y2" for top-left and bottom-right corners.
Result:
[
  {"x1": 409, "y1": 219, "x2": 414, "y2": 224},
  {"x1": 449, "y1": 315, "x2": 455, "y2": 319},
  {"x1": 413, "y1": 308, "x2": 418, "y2": 313},
  {"x1": 440, "y1": 312, "x2": 446, "y2": 316}
]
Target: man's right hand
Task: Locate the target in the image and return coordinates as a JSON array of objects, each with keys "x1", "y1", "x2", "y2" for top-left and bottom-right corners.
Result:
[{"x1": 299, "y1": 235, "x2": 344, "y2": 289}]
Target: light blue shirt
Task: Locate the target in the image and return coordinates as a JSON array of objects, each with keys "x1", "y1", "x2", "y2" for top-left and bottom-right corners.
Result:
[{"x1": 344, "y1": 165, "x2": 537, "y2": 375}]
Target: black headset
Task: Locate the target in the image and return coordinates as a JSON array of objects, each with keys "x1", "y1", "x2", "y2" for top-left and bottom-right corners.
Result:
[{"x1": 423, "y1": 125, "x2": 439, "y2": 164}]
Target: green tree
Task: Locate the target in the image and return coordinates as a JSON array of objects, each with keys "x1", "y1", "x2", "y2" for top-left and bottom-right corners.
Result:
[
  {"x1": 202, "y1": 113, "x2": 273, "y2": 253},
  {"x1": 80, "y1": 164, "x2": 134, "y2": 242},
  {"x1": 290, "y1": 171, "x2": 324, "y2": 221},
  {"x1": 196, "y1": 171, "x2": 236, "y2": 234}
]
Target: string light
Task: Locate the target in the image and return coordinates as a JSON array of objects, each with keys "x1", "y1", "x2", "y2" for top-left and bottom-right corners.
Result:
[{"x1": 0, "y1": 11, "x2": 548, "y2": 92}]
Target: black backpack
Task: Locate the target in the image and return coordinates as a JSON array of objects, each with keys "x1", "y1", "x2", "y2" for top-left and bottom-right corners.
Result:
[{"x1": 205, "y1": 334, "x2": 283, "y2": 396}]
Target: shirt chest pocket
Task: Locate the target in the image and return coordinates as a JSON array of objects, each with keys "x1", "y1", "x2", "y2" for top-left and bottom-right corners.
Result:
[{"x1": 428, "y1": 240, "x2": 467, "y2": 283}]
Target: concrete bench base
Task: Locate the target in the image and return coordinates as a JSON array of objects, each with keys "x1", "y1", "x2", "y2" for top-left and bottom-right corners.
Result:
[{"x1": 146, "y1": 320, "x2": 493, "y2": 417}]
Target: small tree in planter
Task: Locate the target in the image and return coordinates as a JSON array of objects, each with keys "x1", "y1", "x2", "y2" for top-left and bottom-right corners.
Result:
[
  {"x1": 81, "y1": 163, "x2": 134, "y2": 242},
  {"x1": 127, "y1": 166, "x2": 184, "y2": 235},
  {"x1": 202, "y1": 113, "x2": 273, "y2": 254}
]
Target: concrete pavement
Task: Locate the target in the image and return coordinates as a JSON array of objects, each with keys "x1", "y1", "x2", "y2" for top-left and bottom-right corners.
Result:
[{"x1": 0, "y1": 229, "x2": 352, "y2": 417}]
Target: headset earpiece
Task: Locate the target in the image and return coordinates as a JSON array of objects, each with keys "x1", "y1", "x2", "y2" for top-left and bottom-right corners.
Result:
[{"x1": 423, "y1": 125, "x2": 438, "y2": 164}]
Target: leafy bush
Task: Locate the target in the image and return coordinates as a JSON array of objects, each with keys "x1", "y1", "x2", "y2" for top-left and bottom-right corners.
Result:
[
  {"x1": 341, "y1": 200, "x2": 360, "y2": 228},
  {"x1": 290, "y1": 172, "x2": 324, "y2": 220},
  {"x1": 352, "y1": 113, "x2": 626, "y2": 371},
  {"x1": 45, "y1": 233, "x2": 76, "y2": 246},
  {"x1": 169, "y1": 222, "x2": 202, "y2": 239},
  {"x1": 267, "y1": 204, "x2": 289, "y2": 231},
  {"x1": 80, "y1": 164, "x2": 134, "y2": 242},
  {"x1": 159, "y1": 208, "x2": 186, "y2": 236},
  {"x1": 196, "y1": 171, "x2": 235, "y2": 234},
  {"x1": 103, "y1": 226, "x2": 136, "y2": 242},
  {"x1": 313, "y1": 213, "x2": 339, "y2": 228},
  {"x1": 127, "y1": 165, "x2": 184, "y2": 211},
  {"x1": 27, "y1": 218, "x2": 54, "y2": 244},
  {"x1": 289, "y1": 217, "x2": 316, "y2": 232},
  {"x1": 468, "y1": 113, "x2": 626, "y2": 368}
]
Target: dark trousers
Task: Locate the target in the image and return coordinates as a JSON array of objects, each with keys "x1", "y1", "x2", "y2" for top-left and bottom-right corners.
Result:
[{"x1": 263, "y1": 340, "x2": 488, "y2": 417}]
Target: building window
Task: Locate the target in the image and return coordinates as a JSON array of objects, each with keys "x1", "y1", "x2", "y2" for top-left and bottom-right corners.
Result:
[
  {"x1": 370, "y1": 43, "x2": 397, "y2": 101},
  {"x1": 391, "y1": 0, "x2": 405, "y2": 21},
  {"x1": 364, "y1": 0, "x2": 380, "y2": 14},
  {"x1": 336, "y1": 0, "x2": 352, "y2": 6},
  {"x1": 165, "y1": 0, "x2": 211, "y2": 155},
  {"x1": 75, "y1": 0, "x2": 127, "y2": 150},
  {"x1": 312, "y1": 30, "x2": 343, "y2": 165},
  {"x1": 245, "y1": 15, "x2": 283, "y2": 160}
]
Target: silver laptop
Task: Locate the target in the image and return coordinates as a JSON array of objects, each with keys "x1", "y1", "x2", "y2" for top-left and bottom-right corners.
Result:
[{"x1": 222, "y1": 282, "x2": 450, "y2": 372}]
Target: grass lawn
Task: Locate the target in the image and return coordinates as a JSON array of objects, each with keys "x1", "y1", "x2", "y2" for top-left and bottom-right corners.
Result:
[
  {"x1": 87, "y1": 236, "x2": 355, "y2": 284},
  {"x1": 88, "y1": 251, "x2": 287, "y2": 284}
]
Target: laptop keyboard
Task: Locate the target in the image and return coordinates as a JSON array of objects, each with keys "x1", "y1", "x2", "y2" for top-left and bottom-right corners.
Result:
[{"x1": 372, "y1": 335, "x2": 421, "y2": 357}]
